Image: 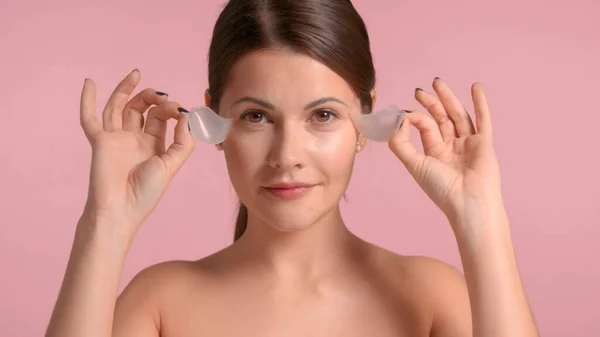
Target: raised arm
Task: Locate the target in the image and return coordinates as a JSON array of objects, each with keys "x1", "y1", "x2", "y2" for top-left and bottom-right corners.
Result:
[
  {"x1": 389, "y1": 78, "x2": 539, "y2": 337},
  {"x1": 45, "y1": 70, "x2": 194, "y2": 337}
]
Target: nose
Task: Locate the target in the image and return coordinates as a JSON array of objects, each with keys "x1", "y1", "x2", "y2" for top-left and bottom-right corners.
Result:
[{"x1": 267, "y1": 122, "x2": 306, "y2": 170}]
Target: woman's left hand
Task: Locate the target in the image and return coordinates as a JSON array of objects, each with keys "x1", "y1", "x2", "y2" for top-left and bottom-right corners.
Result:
[{"x1": 389, "y1": 78, "x2": 504, "y2": 230}]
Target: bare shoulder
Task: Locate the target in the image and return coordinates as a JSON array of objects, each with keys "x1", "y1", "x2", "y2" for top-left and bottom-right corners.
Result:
[
  {"x1": 368, "y1": 247, "x2": 472, "y2": 337},
  {"x1": 401, "y1": 255, "x2": 467, "y2": 289},
  {"x1": 112, "y1": 259, "x2": 212, "y2": 336},
  {"x1": 124, "y1": 259, "x2": 204, "y2": 290},
  {"x1": 399, "y1": 254, "x2": 472, "y2": 336},
  {"x1": 117, "y1": 254, "x2": 225, "y2": 305},
  {"x1": 368, "y1": 245, "x2": 466, "y2": 292}
]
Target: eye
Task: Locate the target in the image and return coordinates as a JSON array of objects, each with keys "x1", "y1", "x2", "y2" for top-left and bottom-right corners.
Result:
[
  {"x1": 241, "y1": 111, "x2": 268, "y2": 124},
  {"x1": 311, "y1": 109, "x2": 337, "y2": 123}
]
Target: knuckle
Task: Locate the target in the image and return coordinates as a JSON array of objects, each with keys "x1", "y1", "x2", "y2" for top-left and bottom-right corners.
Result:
[
  {"x1": 142, "y1": 87, "x2": 156, "y2": 95},
  {"x1": 110, "y1": 106, "x2": 121, "y2": 117},
  {"x1": 436, "y1": 114, "x2": 450, "y2": 124},
  {"x1": 430, "y1": 100, "x2": 443, "y2": 111},
  {"x1": 124, "y1": 106, "x2": 138, "y2": 116},
  {"x1": 140, "y1": 88, "x2": 158, "y2": 104}
]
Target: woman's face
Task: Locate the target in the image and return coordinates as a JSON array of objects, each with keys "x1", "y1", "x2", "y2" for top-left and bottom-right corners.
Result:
[{"x1": 214, "y1": 49, "x2": 367, "y2": 232}]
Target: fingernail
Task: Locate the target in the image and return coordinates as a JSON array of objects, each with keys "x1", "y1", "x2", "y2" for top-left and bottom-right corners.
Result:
[
  {"x1": 178, "y1": 107, "x2": 189, "y2": 113},
  {"x1": 434, "y1": 77, "x2": 440, "y2": 80},
  {"x1": 156, "y1": 91, "x2": 168, "y2": 96},
  {"x1": 132, "y1": 68, "x2": 139, "y2": 74},
  {"x1": 404, "y1": 109, "x2": 413, "y2": 113},
  {"x1": 415, "y1": 88, "x2": 423, "y2": 94}
]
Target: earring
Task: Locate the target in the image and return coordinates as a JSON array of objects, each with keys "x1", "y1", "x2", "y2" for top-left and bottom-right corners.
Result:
[{"x1": 356, "y1": 140, "x2": 365, "y2": 151}]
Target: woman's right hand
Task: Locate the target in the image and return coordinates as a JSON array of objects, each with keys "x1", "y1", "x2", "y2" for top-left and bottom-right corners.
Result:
[{"x1": 79, "y1": 69, "x2": 194, "y2": 239}]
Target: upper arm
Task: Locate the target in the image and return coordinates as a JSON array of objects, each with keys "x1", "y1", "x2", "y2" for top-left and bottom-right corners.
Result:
[
  {"x1": 112, "y1": 265, "x2": 165, "y2": 337},
  {"x1": 426, "y1": 258, "x2": 473, "y2": 337}
]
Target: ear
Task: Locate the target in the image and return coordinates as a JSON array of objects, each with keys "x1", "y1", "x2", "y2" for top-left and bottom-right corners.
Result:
[
  {"x1": 204, "y1": 89, "x2": 211, "y2": 107},
  {"x1": 356, "y1": 89, "x2": 377, "y2": 153},
  {"x1": 370, "y1": 88, "x2": 377, "y2": 110}
]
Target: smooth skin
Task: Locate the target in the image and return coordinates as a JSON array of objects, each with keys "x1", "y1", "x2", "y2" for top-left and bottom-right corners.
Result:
[{"x1": 46, "y1": 51, "x2": 539, "y2": 337}]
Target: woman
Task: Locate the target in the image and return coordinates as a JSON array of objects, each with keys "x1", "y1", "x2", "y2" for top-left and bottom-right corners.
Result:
[{"x1": 46, "y1": 0, "x2": 539, "y2": 336}]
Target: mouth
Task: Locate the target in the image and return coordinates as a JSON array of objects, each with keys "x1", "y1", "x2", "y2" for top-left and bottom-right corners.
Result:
[{"x1": 262, "y1": 182, "x2": 316, "y2": 200}]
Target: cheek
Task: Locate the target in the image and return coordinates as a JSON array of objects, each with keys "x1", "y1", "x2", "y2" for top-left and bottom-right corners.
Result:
[
  {"x1": 309, "y1": 128, "x2": 357, "y2": 175},
  {"x1": 223, "y1": 135, "x2": 265, "y2": 180}
]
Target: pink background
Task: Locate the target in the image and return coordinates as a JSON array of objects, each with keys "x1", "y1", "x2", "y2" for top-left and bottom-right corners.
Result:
[{"x1": 1, "y1": 0, "x2": 599, "y2": 335}]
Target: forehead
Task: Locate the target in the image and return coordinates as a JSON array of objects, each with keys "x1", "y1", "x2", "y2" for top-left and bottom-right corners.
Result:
[{"x1": 221, "y1": 49, "x2": 358, "y2": 106}]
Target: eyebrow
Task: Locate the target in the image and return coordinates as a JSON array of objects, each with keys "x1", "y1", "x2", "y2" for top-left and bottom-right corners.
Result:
[{"x1": 231, "y1": 96, "x2": 348, "y2": 110}]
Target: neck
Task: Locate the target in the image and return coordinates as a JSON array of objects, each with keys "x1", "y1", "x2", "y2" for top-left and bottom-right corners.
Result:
[{"x1": 233, "y1": 206, "x2": 365, "y2": 281}]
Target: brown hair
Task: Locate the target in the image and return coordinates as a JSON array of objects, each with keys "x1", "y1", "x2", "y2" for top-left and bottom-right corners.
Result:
[{"x1": 206, "y1": 0, "x2": 376, "y2": 241}]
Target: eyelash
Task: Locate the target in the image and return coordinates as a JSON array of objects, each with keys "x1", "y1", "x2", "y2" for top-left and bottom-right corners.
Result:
[
  {"x1": 240, "y1": 109, "x2": 339, "y2": 124},
  {"x1": 311, "y1": 109, "x2": 338, "y2": 124}
]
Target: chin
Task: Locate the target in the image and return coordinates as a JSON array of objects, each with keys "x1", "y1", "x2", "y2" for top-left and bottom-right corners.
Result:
[
  {"x1": 257, "y1": 204, "x2": 323, "y2": 233},
  {"x1": 240, "y1": 184, "x2": 342, "y2": 233},
  {"x1": 251, "y1": 191, "x2": 337, "y2": 233}
]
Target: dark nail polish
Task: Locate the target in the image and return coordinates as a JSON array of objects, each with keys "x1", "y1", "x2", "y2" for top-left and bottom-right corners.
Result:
[
  {"x1": 178, "y1": 107, "x2": 189, "y2": 113},
  {"x1": 434, "y1": 77, "x2": 440, "y2": 80},
  {"x1": 415, "y1": 88, "x2": 423, "y2": 93},
  {"x1": 404, "y1": 109, "x2": 413, "y2": 113},
  {"x1": 156, "y1": 91, "x2": 168, "y2": 96}
]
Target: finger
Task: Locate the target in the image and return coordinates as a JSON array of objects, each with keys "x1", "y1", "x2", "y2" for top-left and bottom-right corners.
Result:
[
  {"x1": 433, "y1": 78, "x2": 476, "y2": 136},
  {"x1": 122, "y1": 88, "x2": 169, "y2": 131},
  {"x1": 432, "y1": 78, "x2": 476, "y2": 137},
  {"x1": 102, "y1": 69, "x2": 141, "y2": 131},
  {"x1": 415, "y1": 88, "x2": 456, "y2": 141},
  {"x1": 143, "y1": 101, "x2": 184, "y2": 140},
  {"x1": 471, "y1": 82, "x2": 493, "y2": 137},
  {"x1": 388, "y1": 115, "x2": 426, "y2": 174},
  {"x1": 80, "y1": 78, "x2": 102, "y2": 142},
  {"x1": 404, "y1": 110, "x2": 444, "y2": 152},
  {"x1": 160, "y1": 113, "x2": 195, "y2": 179}
]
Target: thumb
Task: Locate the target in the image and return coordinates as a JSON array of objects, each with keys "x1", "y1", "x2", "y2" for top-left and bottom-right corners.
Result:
[
  {"x1": 388, "y1": 117, "x2": 425, "y2": 174},
  {"x1": 160, "y1": 114, "x2": 195, "y2": 179}
]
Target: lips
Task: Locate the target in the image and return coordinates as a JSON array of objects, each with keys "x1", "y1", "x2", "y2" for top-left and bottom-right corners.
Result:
[{"x1": 263, "y1": 182, "x2": 315, "y2": 200}]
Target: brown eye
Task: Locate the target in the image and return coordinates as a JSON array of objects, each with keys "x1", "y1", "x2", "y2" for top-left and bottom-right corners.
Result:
[
  {"x1": 311, "y1": 110, "x2": 336, "y2": 123},
  {"x1": 242, "y1": 111, "x2": 267, "y2": 123}
]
